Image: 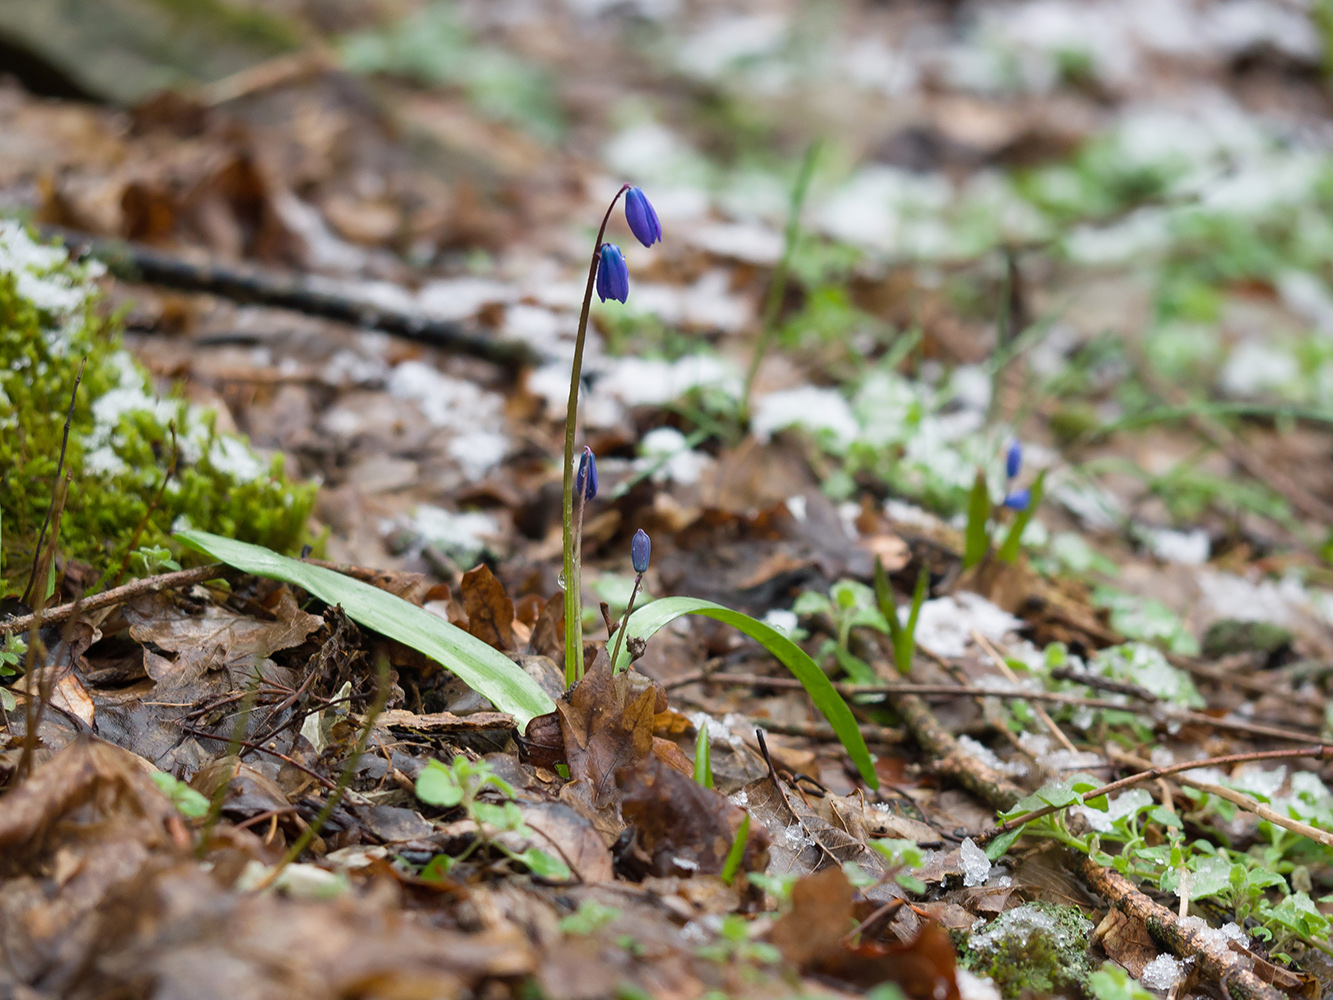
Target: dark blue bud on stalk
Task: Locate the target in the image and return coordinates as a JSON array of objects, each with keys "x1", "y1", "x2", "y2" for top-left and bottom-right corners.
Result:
[
  {"x1": 1005, "y1": 440, "x2": 1022, "y2": 479},
  {"x1": 596, "y1": 243, "x2": 629, "y2": 303},
  {"x1": 1002, "y1": 489, "x2": 1031, "y2": 511},
  {"x1": 624, "y1": 187, "x2": 661, "y2": 247},
  {"x1": 631, "y1": 528, "x2": 651, "y2": 574},
  {"x1": 576, "y1": 446, "x2": 598, "y2": 500}
]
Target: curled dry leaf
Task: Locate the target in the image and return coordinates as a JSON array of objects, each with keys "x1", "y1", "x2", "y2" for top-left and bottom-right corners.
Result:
[
  {"x1": 556, "y1": 661, "x2": 665, "y2": 809},
  {"x1": 615, "y1": 755, "x2": 770, "y2": 879},
  {"x1": 769, "y1": 866, "x2": 961, "y2": 1000}
]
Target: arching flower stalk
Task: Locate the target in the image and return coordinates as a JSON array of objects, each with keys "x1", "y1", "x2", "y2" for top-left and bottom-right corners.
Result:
[{"x1": 561, "y1": 186, "x2": 660, "y2": 685}]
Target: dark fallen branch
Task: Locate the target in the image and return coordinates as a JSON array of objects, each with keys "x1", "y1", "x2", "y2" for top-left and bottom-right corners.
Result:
[
  {"x1": 0, "y1": 564, "x2": 232, "y2": 635},
  {"x1": 857, "y1": 635, "x2": 1301, "y2": 1000},
  {"x1": 1074, "y1": 855, "x2": 1285, "y2": 1000},
  {"x1": 45, "y1": 227, "x2": 540, "y2": 370}
]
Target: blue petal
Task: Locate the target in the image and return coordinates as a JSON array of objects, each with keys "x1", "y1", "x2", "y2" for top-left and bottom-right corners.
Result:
[
  {"x1": 631, "y1": 528, "x2": 651, "y2": 573},
  {"x1": 597, "y1": 244, "x2": 629, "y2": 303},
  {"x1": 577, "y1": 448, "x2": 598, "y2": 500},
  {"x1": 1002, "y1": 489, "x2": 1031, "y2": 511},
  {"x1": 1005, "y1": 441, "x2": 1023, "y2": 479},
  {"x1": 624, "y1": 187, "x2": 661, "y2": 247}
]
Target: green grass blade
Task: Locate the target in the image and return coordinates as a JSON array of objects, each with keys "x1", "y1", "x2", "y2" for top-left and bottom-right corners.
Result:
[
  {"x1": 721, "y1": 812, "x2": 750, "y2": 884},
  {"x1": 873, "y1": 556, "x2": 905, "y2": 652},
  {"x1": 896, "y1": 567, "x2": 929, "y2": 675},
  {"x1": 611, "y1": 596, "x2": 877, "y2": 788},
  {"x1": 997, "y1": 469, "x2": 1046, "y2": 564},
  {"x1": 694, "y1": 725, "x2": 713, "y2": 789},
  {"x1": 963, "y1": 468, "x2": 991, "y2": 570},
  {"x1": 174, "y1": 529, "x2": 555, "y2": 728}
]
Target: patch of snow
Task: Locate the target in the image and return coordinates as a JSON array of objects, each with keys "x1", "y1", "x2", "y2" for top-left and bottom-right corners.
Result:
[
  {"x1": 1278, "y1": 270, "x2": 1333, "y2": 337},
  {"x1": 686, "y1": 222, "x2": 784, "y2": 265},
  {"x1": 638, "y1": 426, "x2": 711, "y2": 485},
  {"x1": 959, "y1": 837, "x2": 993, "y2": 887},
  {"x1": 1140, "y1": 954, "x2": 1184, "y2": 990},
  {"x1": 884, "y1": 500, "x2": 945, "y2": 529},
  {"x1": 397, "y1": 506, "x2": 500, "y2": 564},
  {"x1": 676, "y1": 13, "x2": 787, "y2": 79},
  {"x1": 762, "y1": 608, "x2": 799, "y2": 638},
  {"x1": 417, "y1": 278, "x2": 516, "y2": 322},
  {"x1": 1075, "y1": 788, "x2": 1153, "y2": 833},
  {"x1": 752, "y1": 386, "x2": 860, "y2": 449},
  {"x1": 1221, "y1": 341, "x2": 1299, "y2": 396},
  {"x1": 0, "y1": 221, "x2": 101, "y2": 315},
  {"x1": 385, "y1": 361, "x2": 508, "y2": 479},
  {"x1": 911, "y1": 592, "x2": 1023, "y2": 658},
  {"x1": 1144, "y1": 527, "x2": 1210, "y2": 565},
  {"x1": 955, "y1": 968, "x2": 1002, "y2": 1000},
  {"x1": 1228, "y1": 765, "x2": 1286, "y2": 800},
  {"x1": 596, "y1": 355, "x2": 739, "y2": 409},
  {"x1": 958, "y1": 736, "x2": 1028, "y2": 777},
  {"x1": 209, "y1": 436, "x2": 264, "y2": 483},
  {"x1": 1194, "y1": 570, "x2": 1313, "y2": 627},
  {"x1": 1066, "y1": 209, "x2": 1170, "y2": 265}
]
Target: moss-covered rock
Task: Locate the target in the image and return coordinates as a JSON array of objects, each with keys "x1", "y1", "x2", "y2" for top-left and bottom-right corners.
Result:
[
  {"x1": 955, "y1": 902, "x2": 1094, "y2": 1000},
  {"x1": 0, "y1": 221, "x2": 315, "y2": 595}
]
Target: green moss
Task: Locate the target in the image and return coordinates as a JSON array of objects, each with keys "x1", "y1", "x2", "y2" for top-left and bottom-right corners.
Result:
[
  {"x1": 955, "y1": 902, "x2": 1094, "y2": 1000},
  {"x1": 0, "y1": 222, "x2": 315, "y2": 596}
]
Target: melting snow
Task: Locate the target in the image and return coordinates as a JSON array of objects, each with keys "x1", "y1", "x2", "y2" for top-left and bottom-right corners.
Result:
[
  {"x1": 1140, "y1": 954, "x2": 1184, "y2": 990},
  {"x1": 751, "y1": 386, "x2": 860, "y2": 449},
  {"x1": 397, "y1": 506, "x2": 500, "y2": 564},
  {"x1": 959, "y1": 838, "x2": 993, "y2": 887},
  {"x1": 911, "y1": 592, "x2": 1023, "y2": 658},
  {"x1": 1075, "y1": 788, "x2": 1153, "y2": 833}
]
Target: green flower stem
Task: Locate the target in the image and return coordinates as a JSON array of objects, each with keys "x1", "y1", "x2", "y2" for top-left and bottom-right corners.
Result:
[
  {"x1": 563, "y1": 184, "x2": 629, "y2": 686},
  {"x1": 607, "y1": 571, "x2": 642, "y2": 674}
]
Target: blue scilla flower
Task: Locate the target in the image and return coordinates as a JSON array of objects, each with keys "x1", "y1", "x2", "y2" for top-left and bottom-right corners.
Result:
[
  {"x1": 1005, "y1": 441, "x2": 1022, "y2": 480},
  {"x1": 596, "y1": 243, "x2": 629, "y2": 303},
  {"x1": 1002, "y1": 489, "x2": 1031, "y2": 511},
  {"x1": 631, "y1": 528, "x2": 651, "y2": 574},
  {"x1": 624, "y1": 187, "x2": 661, "y2": 247},
  {"x1": 576, "y1": 446, "x2": 598, "y2": 500}
]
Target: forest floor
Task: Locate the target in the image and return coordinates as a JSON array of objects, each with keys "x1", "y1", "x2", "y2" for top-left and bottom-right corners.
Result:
[{"x1": 4, "y1": 1, "x2": 1333, "y2": 998}]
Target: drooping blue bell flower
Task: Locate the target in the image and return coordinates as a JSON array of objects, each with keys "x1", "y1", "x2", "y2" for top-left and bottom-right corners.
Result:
[
  {"x1": 624, "y1": 187, "x2": 661, "y2": 248},
  {"x1": 1005, "y1": 441, "x2": 1022, "y2": 480},
  {"x1": 631, "y1": 528, "x2": 651, "y2": 574},
  {"x1": 576, "y1": 446, "x2": 598, "y2": 501},
  {"x1": 1002, "y1": 489, "x2": 1031, "y2": 511},
  {"x1": 596, "y1": 243, "x2": 629, "y2": 303}
]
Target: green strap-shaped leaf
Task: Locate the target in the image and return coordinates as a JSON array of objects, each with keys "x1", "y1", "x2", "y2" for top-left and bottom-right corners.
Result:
[
  {"x1": 612, "y1": 596, "x2": 878, "y2": 788},
  {"x1": 175, "y1": 530, "x2": 555, "y2": 728}
]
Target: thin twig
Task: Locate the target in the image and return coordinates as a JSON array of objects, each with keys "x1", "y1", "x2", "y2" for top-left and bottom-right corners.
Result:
[
  {"x1": 976, "y1": 745, "x2": 1333, "y2": 844},
  {"x1": 1108, "y1": 747, "x2": 1333, "y2": 850},
  {"x1": 666, "y1": 670, "x2": 1144, "y2": 710},
  {"x1": 973, "y1": 630, "x2": 1078, "y2": 754},
  {"x1": 256, "y1": 654, "x2": 392, "y2": 888},
  {"x1": 23, "y1": 360, "x2": 85, "y2": 604}
]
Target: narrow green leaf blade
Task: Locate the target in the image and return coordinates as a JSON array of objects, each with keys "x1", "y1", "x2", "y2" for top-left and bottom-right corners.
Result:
[
  {"x1": 997, "y1": 469, "x2": 1046, "y2": 564},
  {"x1": 612, "y1": 596, "x2": 877, "y2": 788},
  {"x1": 721, "y1": 812, "x2": 750, "y2": 885},
  {"x1": 174, "y1": 529, "x2": 555, "y2": 727},
  {"x1": 963, "y1": 467, "x2": 991, "y2": 570}
]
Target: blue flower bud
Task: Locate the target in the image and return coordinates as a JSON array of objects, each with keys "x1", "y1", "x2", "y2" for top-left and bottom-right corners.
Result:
[
  {"x1": 576, "y1": 446, "x2": 598, "y2": 501},
  {"x1": 631, "y1": 528, "x2": 651, "y2": 574},
  {"x1": 1002, "y1": 489, "x2": 1031, "y2": 511},
  {"x1": 596, "y1": 243, "x2": 629, "y2": 303},
  {"x1": 1005, "y1": 441, "x2": 1022, "y2": 479},
  {"x1": 624, "y1": 187, "x2": 661, "y2": 248}
]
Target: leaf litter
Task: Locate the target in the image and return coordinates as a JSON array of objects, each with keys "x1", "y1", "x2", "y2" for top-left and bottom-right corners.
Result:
[{"x1": 5, "y1": 0, "x2": 1333, "y2": 998}]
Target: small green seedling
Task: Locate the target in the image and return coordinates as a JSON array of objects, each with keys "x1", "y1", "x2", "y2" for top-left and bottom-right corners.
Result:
[
  {"x1": 416, "y1": 756, "x2": 570, "y2": 880},
  {"x1": 873, "y1": 557, "x2": 928, "y2": 676},
  {"x1": 694, "y1": 724, "x2": 714, "y2": 789},
  {"x1": 720, "y1": 813, "x2": 750, "y2": 885},
  {"x1": 151, "y1": 772, "x2": 211, "y2": 818}
]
